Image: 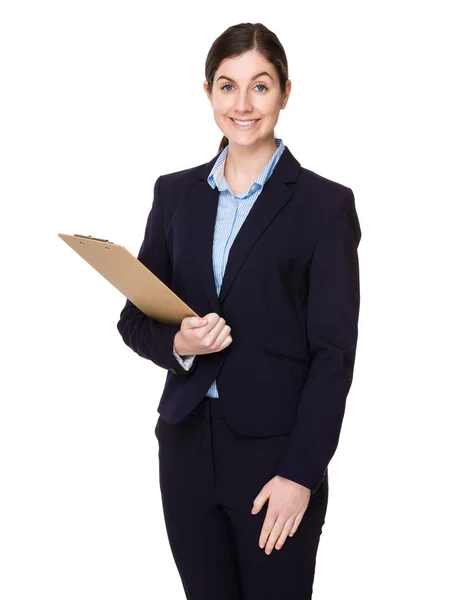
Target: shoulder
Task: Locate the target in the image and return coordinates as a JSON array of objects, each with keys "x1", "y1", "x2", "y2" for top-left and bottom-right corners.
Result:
[
  {"x1": 296, "y1": 165, "x2": 356, "y2": 223},
  {"x1": 297, "y1": 166, "x2": 360, "y2": 242},
  {"x1": 150, "y1": 158, "x2": 215, "y2": 217},
  {"x1": 298, "y1": 165, "x2": 352, "y2": 200},
  {"x1": 157, "y1": 156, "x2": 216, "y2": 190},
  {"x1": 149, "y1": 156, "x2": 219, "y2": 227}
]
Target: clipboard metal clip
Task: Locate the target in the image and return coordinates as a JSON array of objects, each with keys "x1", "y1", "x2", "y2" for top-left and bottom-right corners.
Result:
[{"x1": 74, "y1": 234, "x2": 114, "y2": 244}]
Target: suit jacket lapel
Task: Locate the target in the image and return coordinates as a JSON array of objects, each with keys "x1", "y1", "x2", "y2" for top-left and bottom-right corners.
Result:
[{"x1": 188, "y1": 145, "x2": 301, "y2": 314}]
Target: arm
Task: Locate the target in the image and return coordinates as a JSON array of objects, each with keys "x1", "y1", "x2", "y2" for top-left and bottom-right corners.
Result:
[
  {"x1": 116, "y1": 175, "x2": 199, "y2": 376},
  {"x1": 275, "y1": 189, "x2": 362, "y2": 492}
]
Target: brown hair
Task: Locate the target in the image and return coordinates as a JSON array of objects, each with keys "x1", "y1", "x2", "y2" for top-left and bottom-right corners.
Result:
[{"x1": 204, "y1": 23, "x2": 289, "y2": 154}]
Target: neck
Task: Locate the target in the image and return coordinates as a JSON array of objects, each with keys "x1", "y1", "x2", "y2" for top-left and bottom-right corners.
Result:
[{"x1": 224, "y1": 134, "x2": 278, "y2": 180}]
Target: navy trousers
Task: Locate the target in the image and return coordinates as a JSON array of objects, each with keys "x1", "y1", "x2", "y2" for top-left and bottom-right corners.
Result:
[{"x1": 155, "y1": 395, "x2": 329, "y2": 599}]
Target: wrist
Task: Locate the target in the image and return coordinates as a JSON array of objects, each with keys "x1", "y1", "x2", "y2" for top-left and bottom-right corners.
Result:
[{"x1": 174, "y1": 330, "x2": 189, "y2": 357}]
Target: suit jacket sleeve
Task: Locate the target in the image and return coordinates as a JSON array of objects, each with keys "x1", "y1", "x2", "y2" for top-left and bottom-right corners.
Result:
[
  {"x1": 275, "y1": 189, "x2": 361, "y2": 492},
  {"x1": 116, "y1": 175, "x2": 199, "y2": 376},
  {"x1": 173, "y1": 344, "x2": 197, "y2": 370}
]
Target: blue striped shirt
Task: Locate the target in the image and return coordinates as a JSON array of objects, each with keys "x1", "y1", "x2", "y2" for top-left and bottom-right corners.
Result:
[{"x1": 173, "y1": 137, "x2": 286, "y2": 397}]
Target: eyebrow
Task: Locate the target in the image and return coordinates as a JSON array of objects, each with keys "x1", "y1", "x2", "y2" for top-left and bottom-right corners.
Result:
[{"x1": 216, "y1": 71, "x2": 273, "y2": 84}]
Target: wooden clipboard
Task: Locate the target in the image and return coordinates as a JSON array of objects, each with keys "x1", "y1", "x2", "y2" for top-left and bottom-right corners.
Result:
[{"x1": 58, "y1": 233, "x2": 200, "y2": 324}]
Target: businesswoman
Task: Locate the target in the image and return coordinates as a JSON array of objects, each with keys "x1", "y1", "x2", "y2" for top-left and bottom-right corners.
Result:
[{"x1": 117, "y1": 22, "x2": 361, "y2": 599}]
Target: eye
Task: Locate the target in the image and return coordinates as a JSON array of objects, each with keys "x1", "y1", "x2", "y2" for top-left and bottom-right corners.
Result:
[{"x1": 220, "y1": 83, "x2": 269, "y2": 92}]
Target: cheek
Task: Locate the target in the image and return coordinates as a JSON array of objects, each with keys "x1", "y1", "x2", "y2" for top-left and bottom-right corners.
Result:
[
  {"x1": 260, "y1": 103, "x2": 281, "y2": 118},
  {"x1": 212, "y1": 97, "x2": 233, "y2": 112},
  {"x1": 213, "y1": 112, "x2": 229, "y2": 131},
  {"x1": 215, "y1": 108, "x2": 232, "y2": 120},
  {"x1": 214, "y1": 113, "x2": 230, "y2": 126},
  {"x1": 257, "y1": 96, "x2": 282, "y2": 115}
]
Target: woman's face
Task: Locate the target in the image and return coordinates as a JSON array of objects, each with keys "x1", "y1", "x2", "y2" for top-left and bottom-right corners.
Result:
[{"x1": 204, "y1": 49, "x2": 291, "y2": 149}]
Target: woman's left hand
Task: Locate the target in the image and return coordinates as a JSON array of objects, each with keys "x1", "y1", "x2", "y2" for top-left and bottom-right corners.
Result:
[{"x1": 251, "y1": 475, "x2": 311, "y2": 554}]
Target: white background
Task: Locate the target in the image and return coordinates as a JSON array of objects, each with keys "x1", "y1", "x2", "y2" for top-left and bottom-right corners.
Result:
[{"x1": 1, "y1": 1, "x2": 465, "y2": 598}]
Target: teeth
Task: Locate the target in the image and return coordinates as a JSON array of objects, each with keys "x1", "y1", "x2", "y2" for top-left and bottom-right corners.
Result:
[{"x1": 233, "y1": 119, "x2": 257, "y2": 126}]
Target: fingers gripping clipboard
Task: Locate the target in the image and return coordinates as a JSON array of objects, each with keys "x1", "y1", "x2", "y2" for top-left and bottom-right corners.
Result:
[{"x1": 58, "y1": 233, "x2": 200, "y2": 324}]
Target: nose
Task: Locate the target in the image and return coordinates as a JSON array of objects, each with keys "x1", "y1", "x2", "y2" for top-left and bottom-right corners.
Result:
[{"x1": 234, "y1": 89, "x2": 254, "y2": 113}]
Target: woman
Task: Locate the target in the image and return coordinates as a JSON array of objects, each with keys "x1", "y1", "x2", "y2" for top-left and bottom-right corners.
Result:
[{"x1": 117, "y1": 22, "x2": 361, "y2": 599}]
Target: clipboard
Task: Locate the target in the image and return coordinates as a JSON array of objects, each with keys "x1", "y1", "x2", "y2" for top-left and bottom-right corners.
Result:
[{"x1": 58, "y1": 233, "x2": 200, "y2": 324}]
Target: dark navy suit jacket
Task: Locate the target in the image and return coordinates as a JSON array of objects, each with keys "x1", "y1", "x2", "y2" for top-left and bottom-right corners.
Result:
[{"x1": 117, "y1": 145, "x2": 361, "y2": 492}]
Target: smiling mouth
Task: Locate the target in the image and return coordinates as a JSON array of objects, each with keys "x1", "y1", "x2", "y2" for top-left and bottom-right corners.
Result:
[{"x1": 229, "y1": 118, "x2": 261, "y2": 128}]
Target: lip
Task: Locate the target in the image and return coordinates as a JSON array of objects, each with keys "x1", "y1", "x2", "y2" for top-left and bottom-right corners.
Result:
[{"x1": 229, "y1": 117, "x2": 261, "y2": 130}]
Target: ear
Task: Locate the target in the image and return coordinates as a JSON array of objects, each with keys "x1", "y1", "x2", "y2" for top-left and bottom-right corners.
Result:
[
  {"x1": 203, "y1": 81, "x2": 212, "y2": 105},
  {"x1": 281, "y1": 79, "x2": 292, "y2": 109}
]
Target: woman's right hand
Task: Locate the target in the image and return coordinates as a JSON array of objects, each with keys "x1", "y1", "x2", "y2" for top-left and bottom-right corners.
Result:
[{"x1": 173, "y1": 313, "x2": 232, "y2": 357}]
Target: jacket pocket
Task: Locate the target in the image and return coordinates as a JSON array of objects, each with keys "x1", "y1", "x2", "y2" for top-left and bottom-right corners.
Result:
[{"x1": 263, "y1": 348, "x2": 311, "y2": 367}]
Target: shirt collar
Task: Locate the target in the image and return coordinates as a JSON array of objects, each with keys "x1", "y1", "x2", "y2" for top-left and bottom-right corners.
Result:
[{"x1": 207, "y1": 137, "x2": 284, "y2": 196}]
